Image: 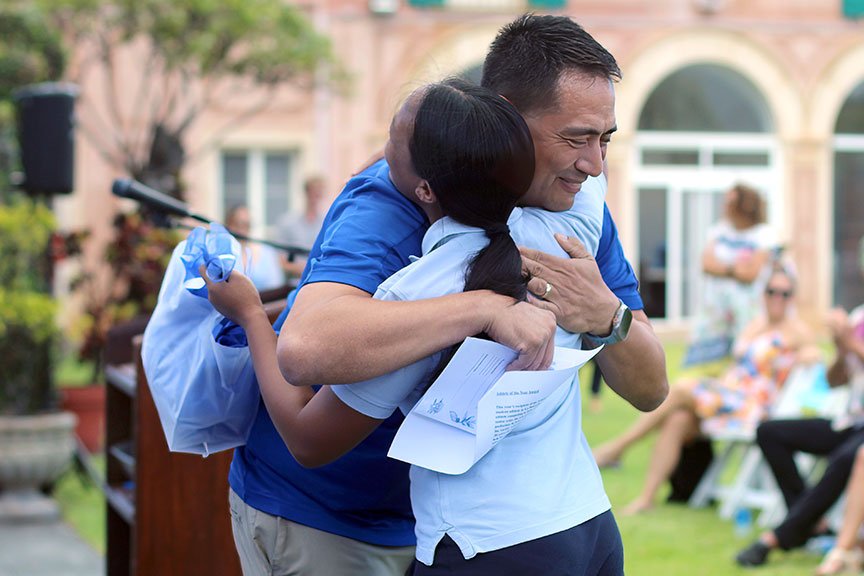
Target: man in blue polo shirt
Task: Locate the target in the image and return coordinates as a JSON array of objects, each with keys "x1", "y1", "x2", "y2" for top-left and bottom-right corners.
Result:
[{"x1": 228, "y1": 14, "x2": 667, "y2": 576}]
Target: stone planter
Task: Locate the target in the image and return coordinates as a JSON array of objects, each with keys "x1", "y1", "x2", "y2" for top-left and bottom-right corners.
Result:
[
  {"x1": 0, "y1": 411, "x2": 77, "y2": 522},
  {"x1": 60, "y1": 385, "x2": 106, "y2": 453}
]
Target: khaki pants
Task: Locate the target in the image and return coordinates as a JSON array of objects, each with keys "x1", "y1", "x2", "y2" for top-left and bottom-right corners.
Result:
[{"x1": 229, "y1": 488, "x2": 416, "y2": 576}]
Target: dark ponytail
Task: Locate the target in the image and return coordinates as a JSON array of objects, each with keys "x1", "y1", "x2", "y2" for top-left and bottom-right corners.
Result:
[
  {"x1": 463, "y1": 223, "x2": 525, "y2": 301},
  {"x1": 409, "y1": 79, "x2": 535, "y2": 386},
  {"x1": 409, "y1": 78, "x2": 535, "y2": 302}
]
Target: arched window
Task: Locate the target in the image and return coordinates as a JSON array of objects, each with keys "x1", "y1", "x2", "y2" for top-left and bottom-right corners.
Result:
[
  {"x1": 639, "y1": 64, "x2": 772, "y2": 132},
  {"x1": 834, "y1": 81, "x2": 864, "y2": 309},
  {"x1": 836, "y1": 82, "x2": 864, "y2": 134},
  {"x1": 634, "y1": 64, "x2": 778, "y2": 325}
]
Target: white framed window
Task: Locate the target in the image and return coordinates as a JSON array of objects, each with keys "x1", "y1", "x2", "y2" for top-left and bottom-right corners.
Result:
[
  {"x1": 634, "y1": 134, "x2": 780, "y2": 325},
  {"x1": 219, "y1": 149, "x2": 298, "y2": 239},
  {"x1": 634, "y1": 64, "x2": 781, "y2": 327}
]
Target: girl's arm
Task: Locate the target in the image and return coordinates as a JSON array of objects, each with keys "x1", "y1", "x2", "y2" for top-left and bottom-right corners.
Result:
[
  {"x1": 201, "y1": 268, "x2": 382, "y2": 467},
  {"x1": 701, "y1": 240, "x2": 731, "y2": 278}
]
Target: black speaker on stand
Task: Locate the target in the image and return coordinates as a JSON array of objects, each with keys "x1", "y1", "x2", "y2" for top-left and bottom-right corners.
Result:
[{"x1": 12, "y1": 82, "x2": 79, "y2": 196}]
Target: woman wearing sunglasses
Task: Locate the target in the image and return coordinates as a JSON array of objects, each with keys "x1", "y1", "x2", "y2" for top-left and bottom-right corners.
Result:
[
  {"x1": 736, "y1": 240, "x2": 864, "y2": 570},
  {"x1": 594, "y1": 263, "x2": 816, "y2": 515}
]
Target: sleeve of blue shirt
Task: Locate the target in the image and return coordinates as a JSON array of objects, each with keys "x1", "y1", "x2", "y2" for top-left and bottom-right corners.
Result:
[
  {"x1": 262, "y1": 162, "x2": 427, "y2": 335},
  {"x1": 596, "y1": 203, "x2": 644, "y2": 311},
  {"x1": 300, "y1": 172, "x2": 427, "y2": 296}
]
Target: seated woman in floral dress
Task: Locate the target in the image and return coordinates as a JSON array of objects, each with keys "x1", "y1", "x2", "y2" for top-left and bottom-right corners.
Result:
[{"x1": 593, "y1": 263, "x2": 816, "y2": 515}]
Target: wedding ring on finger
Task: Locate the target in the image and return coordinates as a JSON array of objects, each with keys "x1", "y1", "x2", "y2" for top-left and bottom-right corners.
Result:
[{"x1": 542, "y1": 281, "x2": 553, "y2": 300}]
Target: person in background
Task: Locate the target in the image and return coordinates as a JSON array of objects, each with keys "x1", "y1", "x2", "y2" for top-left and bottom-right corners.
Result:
[
  {"x1": 278, "y1": 175, "x2": 326, "y2": 279},
  {"x1": 594, "y1": 264, "x2": 815, "y2": 515},
  {"x1": 225, "y1": 204, "x2": 285, "y2": 291},
  {"x1": 588, "y1": 360, "x2": 605, "y2": 413},
  {"x1": 685, "y1": 183, "x2": 775, "y2": 365},
  {"x1": 736, "y1": 240, "x2": 864, "y2": 568}
]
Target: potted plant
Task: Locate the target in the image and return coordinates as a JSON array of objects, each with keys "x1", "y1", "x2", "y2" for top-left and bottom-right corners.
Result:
[
  {"x1": 64, "y1": 213, "x2": 179, "y2": 453},
  {"x1": 0, "y1": 195, "x2": 77, "y2": 521}
]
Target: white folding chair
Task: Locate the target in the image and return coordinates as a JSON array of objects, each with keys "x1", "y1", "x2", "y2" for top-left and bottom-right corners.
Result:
[
  {"x1": 688, "y1": 426, "x2": 758, "y2": 510},
  {"x1": 689, "y1": 364, "x2": 823, "y2": 518}
]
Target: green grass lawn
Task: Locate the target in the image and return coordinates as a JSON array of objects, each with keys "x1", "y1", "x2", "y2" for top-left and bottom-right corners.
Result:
[{"x1": 54, "y1": 341, "x2": 829, "y2": 572}]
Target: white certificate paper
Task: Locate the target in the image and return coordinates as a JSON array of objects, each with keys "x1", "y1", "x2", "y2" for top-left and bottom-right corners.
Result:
[{"x1": 388, "y1": 337, "x2": 602, "y2": 475}]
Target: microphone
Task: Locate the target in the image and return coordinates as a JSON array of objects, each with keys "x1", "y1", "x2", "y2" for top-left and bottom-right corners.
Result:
[
  {"x1": 112, "y1": 178, "x2": 210, "y2": 224},
  {"x1": 111, "y1": 178, "x2": 310, "y2": 258}
]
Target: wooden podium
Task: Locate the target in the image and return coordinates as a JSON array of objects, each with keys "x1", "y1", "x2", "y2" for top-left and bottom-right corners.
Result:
[
  {"x1": 104, "y1": 339, "x2": 241, "y2": 576},
  {"x1": 104, "y1": 298, "x2": 286, "y2": 575}
]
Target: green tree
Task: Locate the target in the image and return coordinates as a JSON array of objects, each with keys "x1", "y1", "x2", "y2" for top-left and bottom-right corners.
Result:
[
  {"x1": 0, "y1": 8, "x2": 67, "y2": 413},
  {"x1": 23, "y1": 0, "x2": 342, "y2": 376},
  {"x1": 40, "y1": 0, "x2": 340, "y2": 196}
]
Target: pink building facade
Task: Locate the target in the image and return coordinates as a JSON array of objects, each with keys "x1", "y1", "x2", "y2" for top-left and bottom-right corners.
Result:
[{"x1": 65, "y1": 0, "x2": 864, "y2": 333}]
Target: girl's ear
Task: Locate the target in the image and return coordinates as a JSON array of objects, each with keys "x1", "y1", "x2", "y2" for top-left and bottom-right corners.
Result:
[{"x1": 415, "y1": 180, "x2": 436, "y2": 205}]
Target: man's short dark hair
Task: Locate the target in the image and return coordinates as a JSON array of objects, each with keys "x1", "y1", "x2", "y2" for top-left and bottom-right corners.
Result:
[{"x1": 481, "y1": 14, "x2": 622, "y2": 115}]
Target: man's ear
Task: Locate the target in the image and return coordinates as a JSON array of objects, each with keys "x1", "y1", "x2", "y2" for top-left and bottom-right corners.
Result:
[{"x1": 414, "y1": 180, "x2": 436, "y2": 205}]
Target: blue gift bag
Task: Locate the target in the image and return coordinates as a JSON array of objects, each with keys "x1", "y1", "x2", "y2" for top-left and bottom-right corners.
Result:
[{"x1": 141, "y1": 228, "x2": 259, "y2": 456}]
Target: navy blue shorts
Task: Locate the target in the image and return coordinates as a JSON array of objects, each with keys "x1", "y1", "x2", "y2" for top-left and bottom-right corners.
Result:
[{"x1": 411, "y1": 510, "x2": 624, "y2": 576}]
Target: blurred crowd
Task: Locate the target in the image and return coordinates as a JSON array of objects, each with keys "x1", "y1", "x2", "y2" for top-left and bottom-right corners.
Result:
[{"x1": 592, "y1": 182, "x2": 864, "y2": 574}]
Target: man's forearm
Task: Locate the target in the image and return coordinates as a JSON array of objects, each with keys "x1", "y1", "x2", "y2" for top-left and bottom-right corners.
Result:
[
  {"x1": 594, "y1": 310, "x2": 668, "y2": 411},
  {"x1": 278, "y1": 283, "x2": 555, "y2": 386}
]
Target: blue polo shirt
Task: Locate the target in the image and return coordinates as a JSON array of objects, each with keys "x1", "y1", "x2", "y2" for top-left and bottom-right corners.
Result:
[{"x1": 228, "y1": 161, "x2": 642, "y2": 546}]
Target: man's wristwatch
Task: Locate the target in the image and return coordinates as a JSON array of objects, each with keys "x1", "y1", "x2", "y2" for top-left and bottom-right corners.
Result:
[{"x1": 585, "y1": 300, "x2": 632, "y2": 345}]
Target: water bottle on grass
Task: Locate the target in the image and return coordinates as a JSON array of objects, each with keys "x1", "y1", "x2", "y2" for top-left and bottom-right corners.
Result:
[{"x1": 734, "y1": 507, "x2": 752, "y2": 538}]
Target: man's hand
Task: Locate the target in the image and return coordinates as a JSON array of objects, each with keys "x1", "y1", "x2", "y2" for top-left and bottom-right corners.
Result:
[
  {"x1": 200, "y1": 265, "x2": 267, "y2": 328},
  {"x1": 485, "y1": 299, "x2": 557, "y2": 371},
  {"x1": 519, "y1": 234, "x2": 619, "y2": 335}
]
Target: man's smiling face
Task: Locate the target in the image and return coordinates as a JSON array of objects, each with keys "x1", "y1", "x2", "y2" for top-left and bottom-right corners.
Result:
[{"x1": 521, "y1": 72, "x2": 617, "y2": 212}]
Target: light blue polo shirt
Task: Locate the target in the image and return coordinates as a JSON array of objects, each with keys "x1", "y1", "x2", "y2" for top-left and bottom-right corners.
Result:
[{"x1": 332, "y1": 177, "x2": 610, "y2": 565}]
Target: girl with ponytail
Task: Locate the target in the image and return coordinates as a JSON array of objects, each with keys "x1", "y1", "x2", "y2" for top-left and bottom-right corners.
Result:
[
  {"x1": 205, "y1": 77, "x2": 613, "y2": 573},
  {"x1": 408, "y1": 78, "x2": 533, "y2": 304}
]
